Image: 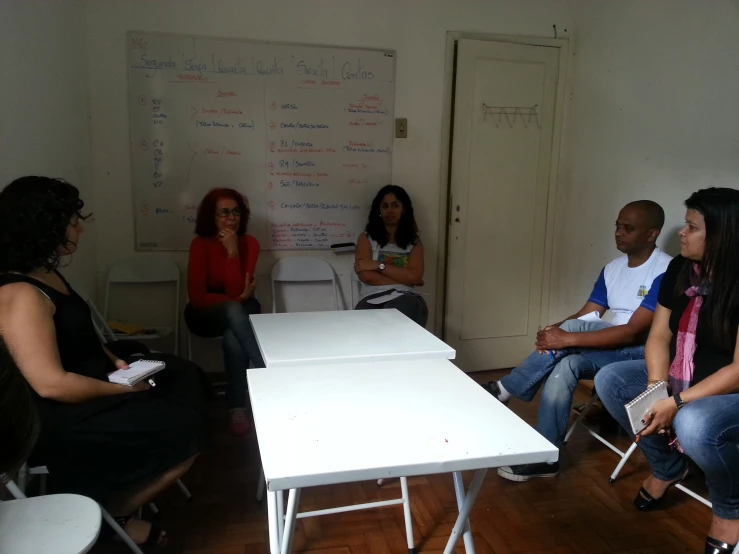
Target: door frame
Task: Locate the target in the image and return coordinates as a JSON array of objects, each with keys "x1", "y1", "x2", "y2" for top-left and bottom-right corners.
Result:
[{"x1": 434, "y1": 32, "x2": 574, "y2": 341}]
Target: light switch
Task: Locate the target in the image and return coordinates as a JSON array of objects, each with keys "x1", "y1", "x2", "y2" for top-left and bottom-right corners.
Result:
[{"x1": 395, "y1": 118, "x2": 408, "y2": 138}]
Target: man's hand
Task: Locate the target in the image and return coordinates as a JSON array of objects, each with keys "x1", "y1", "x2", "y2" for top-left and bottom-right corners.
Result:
[
  {"x1": 114, "y1": 359, "x2": 128, "y2": 370},
  {"x1": 240, "y1": 273, "x2": 257, "y2": 300},
  {"x1": 354, "y1": 258, "x2": 379, "y2": 273},
  {"x1": 536, "y1": 327, "x2": 573, "y2": 351}
]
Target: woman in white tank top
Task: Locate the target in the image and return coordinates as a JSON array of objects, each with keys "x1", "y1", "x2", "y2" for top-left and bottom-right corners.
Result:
[{"x1": 353, "y1": 185, "x2": 428, "y2": 327}]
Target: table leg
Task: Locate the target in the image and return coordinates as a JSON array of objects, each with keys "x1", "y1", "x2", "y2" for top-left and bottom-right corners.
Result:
[
  {"x1": 443, "y1": 469, "x2": 487, "y2": 554},
  {"x1": 452, "y1": 472, "x2": 476, "y2": 554},
  {"x1": 266, "y1": 491, "x2": 280, "y2": 554},
  {"x1": 400, "y1": 477, "x2": 416, "y2": 553},
  {"x1": 276, "y1": 489, "x2": 285, "y2": 549},
  {"x1": 280, "y1": 488, "x2": 301, "y2": 554}
]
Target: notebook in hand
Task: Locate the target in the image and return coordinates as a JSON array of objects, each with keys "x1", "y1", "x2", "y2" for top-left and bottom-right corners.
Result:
[
  {"x1": 624, "y1": 381, "x2": 668, "y2": 434},
  {"x1": 108, "y1": 359, "x2": 165, "y2": 387}
]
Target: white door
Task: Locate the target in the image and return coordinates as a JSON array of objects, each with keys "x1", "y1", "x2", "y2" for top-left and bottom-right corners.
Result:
[{"x1": 445, "y1": 39, "x2": 560, "y2": 371}]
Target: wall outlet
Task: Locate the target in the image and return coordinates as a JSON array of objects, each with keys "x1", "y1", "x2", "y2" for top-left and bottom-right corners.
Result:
[{"x1": 395, "y1": 118, "x2": 408, "y2": 138}]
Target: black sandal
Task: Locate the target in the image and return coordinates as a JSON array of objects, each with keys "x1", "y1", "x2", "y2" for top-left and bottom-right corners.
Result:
[
  {"x1": 107, "y1": 514, "x2": 168, "y2": 548},
  {"x1": 705, "y1": 537, "x2": 737, "y2": 554},
  {"x1": 633, "y1": 467, "x2": 690, "y2": 511}
]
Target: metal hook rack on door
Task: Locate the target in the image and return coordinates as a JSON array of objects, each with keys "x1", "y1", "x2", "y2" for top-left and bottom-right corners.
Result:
[{"x1": 482, "y1": 104, "x2": 541, "y2": 129}]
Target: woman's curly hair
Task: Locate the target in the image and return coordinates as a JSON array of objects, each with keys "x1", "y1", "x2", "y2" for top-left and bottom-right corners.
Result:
[
  {"x1": 0, "y1": 176, "x2": 90, "y2": 273},
  {"x1": 194, "y1": 187, "x2": 251, "y2": 237}
]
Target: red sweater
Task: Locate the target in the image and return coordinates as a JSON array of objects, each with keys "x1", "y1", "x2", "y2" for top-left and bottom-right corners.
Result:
[{"x1": 187, "y1": 234, "x2": 260, "y2": 308}]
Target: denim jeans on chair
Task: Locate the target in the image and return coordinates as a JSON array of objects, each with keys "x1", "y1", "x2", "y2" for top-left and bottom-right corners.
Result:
[
  {"x1": 184, "y1": 297, "x2": 265, "y2": 410},
  {"x1": 499, "y1": 319, "x2": 645, "y2": 448},
  {"x1": 355, "y1": 291, "x2": 429, "y2": 327},
  {"x1": 595, "y1": 360, "x2": 739, "y2": 520}
]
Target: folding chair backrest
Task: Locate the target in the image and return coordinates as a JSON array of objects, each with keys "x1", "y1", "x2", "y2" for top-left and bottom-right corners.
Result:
[
  {"x1": 103, "y1": 256, "x2": 181, "y2": 353},
  {"x1": 106, "y1": 256, "x2": 180, "y2": 285},
  {"x1": 270, "y1": 257, "x2": 339, "y2": 313}
]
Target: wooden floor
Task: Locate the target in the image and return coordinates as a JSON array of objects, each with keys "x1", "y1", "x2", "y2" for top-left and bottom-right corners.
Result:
[{"x1": 91, "y1": 369, "x2": 712, "y2": 554}]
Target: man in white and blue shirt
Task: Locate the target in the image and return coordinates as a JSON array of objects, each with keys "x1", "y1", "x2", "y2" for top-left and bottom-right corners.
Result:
[{"x1": 487, "y1": 200, "x2": 672, "y2": 482}]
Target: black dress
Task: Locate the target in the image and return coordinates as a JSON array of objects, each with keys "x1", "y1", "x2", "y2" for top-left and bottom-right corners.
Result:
[
  {"x1": 657, "y1": 255, "x2": 738, "y2": 384},
  {"x1": 0, "y1": 272, "x2": 207, "y2": 504}
]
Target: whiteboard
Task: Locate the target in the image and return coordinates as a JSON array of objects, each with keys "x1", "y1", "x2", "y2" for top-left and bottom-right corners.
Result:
[{"x1": 127, "y1": 32, "x2": 395, "y2": 251}]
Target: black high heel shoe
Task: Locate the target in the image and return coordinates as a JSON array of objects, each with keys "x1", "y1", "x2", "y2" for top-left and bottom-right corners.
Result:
[
  {"x1": 633, "y1": 467, "x2": 690, "y2": 511},
  {"x1": 705, "y1": 537, "x2": 737, "y2": 554}
]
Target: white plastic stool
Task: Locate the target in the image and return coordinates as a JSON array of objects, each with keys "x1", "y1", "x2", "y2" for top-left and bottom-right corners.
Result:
[{"x1": 0, "y1": 493, "x2": 101, "y2": 554}]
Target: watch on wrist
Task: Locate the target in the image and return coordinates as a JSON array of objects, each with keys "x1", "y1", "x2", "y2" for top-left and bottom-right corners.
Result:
[
  {"x1": 674, "y1": 393, "x2": 685, "y2": 410},
  {"x1": 377, "y1": 263, "x2": 386, "y2": 271}
]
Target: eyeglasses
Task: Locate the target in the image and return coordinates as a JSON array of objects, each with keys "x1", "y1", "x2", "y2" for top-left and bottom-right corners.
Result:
[{"x1": 216, "y1": 208, "x2": 241, "y2": 218}]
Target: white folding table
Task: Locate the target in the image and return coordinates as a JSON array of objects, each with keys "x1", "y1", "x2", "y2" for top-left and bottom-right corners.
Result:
[
  {"x1": 248, "y1": 358, "x2": 558, "y2": 554},
  {"x1": 249, "y1": 309, "x2": 455, "y2": 368},
  {"x1": 248, "y1": 309, "x2": 457, "y2": 541},
  {"x1": 249, "y1": 309, "x2": 455, "y2": 501}
]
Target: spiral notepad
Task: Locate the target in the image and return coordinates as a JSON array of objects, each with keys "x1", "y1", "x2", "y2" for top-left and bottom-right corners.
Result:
[
  {"x1": 624, "y1": 381, "x2": 668, "y2": 434},
  {"x1": 108, "y1": 359, "x2": 165, "y2": 387}
]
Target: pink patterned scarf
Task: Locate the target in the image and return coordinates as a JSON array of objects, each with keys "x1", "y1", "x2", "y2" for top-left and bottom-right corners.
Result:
[{"x1": 668, "y1": 263, "x2": 707, "y2": 395}]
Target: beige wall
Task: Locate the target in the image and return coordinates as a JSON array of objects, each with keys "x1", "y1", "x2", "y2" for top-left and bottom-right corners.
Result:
[
  {"x1": 83, "y1": 0, "x2": 574, "y2": 337},
  {"x1": 5, "y1": 1, "x2": 737, "y2": 359},
  {"x1": 0, "y1": 0, "x2": 95, "y2": 293},
  {"x1": 550, "y1": 0, "x2": 739, "y2": 321}
]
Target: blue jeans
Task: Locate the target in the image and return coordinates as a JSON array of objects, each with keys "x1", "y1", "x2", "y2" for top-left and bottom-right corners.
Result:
[
  {"x1": 595, "y1": 360, "x2": 739, "y2": 520},
  {"x1": 184, "y1": 297, "x2": 265, "y2": 409},
  {"x1": 500, "y1": 319, "x2": 645, "y2": 448},
  {"x1": 356, "y1": 291, "x2": 429, "y2": 327}
]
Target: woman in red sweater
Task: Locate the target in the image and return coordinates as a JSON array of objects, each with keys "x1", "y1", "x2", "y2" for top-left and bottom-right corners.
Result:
[{"x1": 185, "y1": 188, "x2": 264, "y2": 436}]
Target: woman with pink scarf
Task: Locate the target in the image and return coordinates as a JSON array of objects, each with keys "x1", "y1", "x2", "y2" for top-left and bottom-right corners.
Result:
[{"x1": 596, "y1": 188, "x2": 739, "y2": 554}]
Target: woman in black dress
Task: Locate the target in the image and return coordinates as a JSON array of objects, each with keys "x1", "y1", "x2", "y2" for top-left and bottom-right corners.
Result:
[
  {"x1": 0, "y1": 335, "x2": 39, "y2": 480},
  {"x1": 0, "y1": 176, "x2": 207, "y2": 548}
]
